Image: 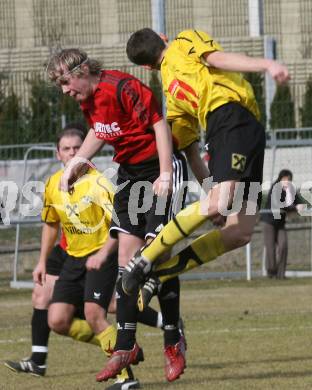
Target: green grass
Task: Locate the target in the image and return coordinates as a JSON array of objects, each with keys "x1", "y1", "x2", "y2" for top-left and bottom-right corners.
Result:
[{"x1": 1, "y1": 278, "x2": 312, "y2": 389}]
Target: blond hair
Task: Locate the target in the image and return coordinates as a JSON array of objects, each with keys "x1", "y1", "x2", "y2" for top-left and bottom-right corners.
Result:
[{"x1": 46, "y1": 48, "x2": 102, "y2": 82}]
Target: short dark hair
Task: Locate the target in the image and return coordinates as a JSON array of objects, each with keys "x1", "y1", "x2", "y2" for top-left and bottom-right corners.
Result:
[
  {"x1": 56, "y1": 122, "x2": 87, "y2": 150},
  {"x1": 277, "y1": 169, "x2": 293, "y2": 181},
  {"x1": 126, "y1": 28, "x2": 166, "y2": 67}
]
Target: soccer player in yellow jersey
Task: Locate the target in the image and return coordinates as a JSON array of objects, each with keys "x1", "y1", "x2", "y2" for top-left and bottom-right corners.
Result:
[
  {"x1": 5, "y1": 124, "x2": 163, "y2": 389},
  {"x1": 123, "y1": 29, "x2": 290, "y2": 296}
]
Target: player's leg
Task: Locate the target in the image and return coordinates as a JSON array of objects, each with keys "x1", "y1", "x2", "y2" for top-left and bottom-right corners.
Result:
[
  {"x1": 4, "y1": 275, "x2": 58, "y2": 377},
  {"x1": 122, "y1": 180, "x2": 234, "y2": 295},
  {"x1": 153, "y1": 151, "x2": 188, "y2": 382},
  {"x1": 108, "y1": 286, "x2": 163, "y2": 329},
  {"x1": 84, "y1": 253, "x2": 140, "y2": 389},
  {"x1": 4, "y1": 245, "x2": 65, "y2": 377},
  {"x1": 84, "y1": 252, "x2": 119, "y2": 356},
  {"x1": 98, "y1": 156, "x2": 187, "y2": 382},
  {"x1": 95, "y1": 232, "x2": 145, "y2": 383},
  {"x1": 48, "y1": 256, "x2": 99, "y2": 344},
  {"x1": 154, "y1": 201, "x2": 257, "y2": 283}
]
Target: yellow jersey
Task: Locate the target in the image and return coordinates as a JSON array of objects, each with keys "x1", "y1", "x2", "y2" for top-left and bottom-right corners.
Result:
[
  {"x1": 41, "y1": 168, "x2": 114, "y2": 258},
  {"x1": 161, "y1": 30, "x2": 260, "y2": 149}
]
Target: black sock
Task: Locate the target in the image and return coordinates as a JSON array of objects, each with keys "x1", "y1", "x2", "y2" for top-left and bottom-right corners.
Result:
[
  {"x1": 30, "y1": 308, "x2": 50, "y2": 366},
  {"x1": 158, "y1": 277, "x2": 180, "y2": 346},
  {"x1": 114, "y1": 278, "x2": 138, "y2": 351},
  {"x1": 137, "y1": 306, "x2": 161, "y2": 328}
]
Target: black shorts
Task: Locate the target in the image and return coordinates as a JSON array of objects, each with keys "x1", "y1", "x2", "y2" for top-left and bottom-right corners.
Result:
[
  {"x1": 46, "y1": 244, "x2": 67, "y2": 276},
  {"x1": 51, "y1": 251, "x2": 118, "y2": 310},
  {"x1": 205, "y1": 102, "x2": 266, "y2": 204},
  {"x1": 110, "y1": 152, "x2": 188, "y2": 240}
]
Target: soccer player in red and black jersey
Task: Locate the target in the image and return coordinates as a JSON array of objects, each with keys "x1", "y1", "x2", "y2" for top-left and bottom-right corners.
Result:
[{"x1": 47, "y1": 48, "x2": 188, "y2": 383}]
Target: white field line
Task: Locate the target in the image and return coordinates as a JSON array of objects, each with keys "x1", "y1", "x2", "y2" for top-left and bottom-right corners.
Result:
[
  {"x1": 2, "y1": 325, "x2": 312, "y2": 345},
  {"x1": 0, "y1": 337, "x2": 29, "y2": 344},
  {"x1": 142, "y1": 324, "x2": 312, "y2": 337},
  {"x1": 0, "y1": 336, "x2": 73, "y2": 345},
  {"x1": 0, "y1": 301, "x2": 31, "y2": 308}
]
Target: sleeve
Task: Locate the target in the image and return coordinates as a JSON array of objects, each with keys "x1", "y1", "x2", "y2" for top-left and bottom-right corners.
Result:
[
  {"x1": 176, "y1": 30, "x2": 223, "y2": 61},
  {"x1": 120, "y1": 78, "x2": 163, "y2": 126},
  {"x1": 168, "y1": 115, "x2": 200, "y2": 151},
  {"x1": 41, "y1": 177, "x2": 60, "y2": 223}
]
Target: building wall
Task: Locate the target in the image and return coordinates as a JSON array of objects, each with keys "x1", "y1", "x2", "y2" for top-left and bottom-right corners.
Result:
[{"x1": 0, "y1": 0, "x2": 312, "y2": 123}]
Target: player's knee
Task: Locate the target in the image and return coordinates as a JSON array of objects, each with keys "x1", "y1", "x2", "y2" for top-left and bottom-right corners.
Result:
[
  {"x1": 32, "y1": 285, "x2": 50, "y2": 309},
  {"x1": 84, "y1": 303, "x2": 106, "y2": 330},
  {"x1": 237, "y1": 231, "x2": 252, "y2": 247},
  {"x1": 233, "y1": 230, "x2": 252, "y2": 248},
  {"x1": 48, "y1": 313, "x2": 70, "y2": 335},
  {"x1": 224, "y1": 225, "x2": 253, "y2": 250}
]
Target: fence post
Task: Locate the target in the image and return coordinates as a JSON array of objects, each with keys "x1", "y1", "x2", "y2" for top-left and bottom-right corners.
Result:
[
  {"x1": 264, "y1": 36, "x2": 276, "y2": 131},
  {"x1": 248, "y1": 0, "x2": 263, "y2": 37},
  {"x1": 246, "y1": 243, "x2": 252, "y2": 280}
]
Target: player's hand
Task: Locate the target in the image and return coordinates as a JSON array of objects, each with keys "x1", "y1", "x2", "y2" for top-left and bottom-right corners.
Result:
[
  {"x1": 153, "y1": 172, "x2": 173, "y2": 197},
  {"x1": 267, "y1": 61, "x2": 290, "y2": 84},
  {"x1": 33, "y1": 262, "x2": 46, "y2": 285},
  {"x1": 86, "y1": 253, "x2": 106, "y2": 271},
  {"x1": 60, "y1": 157, "x2": 92, "y2": 193}
]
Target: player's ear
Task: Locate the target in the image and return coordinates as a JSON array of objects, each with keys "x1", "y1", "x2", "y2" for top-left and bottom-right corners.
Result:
[
  {"x1": 56, "y1": 150, "x2": 61, "y2": 162},
  {"x1": 81, "y1": 63, "x2": 89, "y2": 75},
  {"x1": 159, "y1": 33, "x2": 168, "y2": 43}
]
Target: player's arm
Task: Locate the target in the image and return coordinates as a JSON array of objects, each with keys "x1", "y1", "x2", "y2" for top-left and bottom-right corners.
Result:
[
  {"x1": 203, "y1": 51, "x2": 289, "y2": 84},
  {"x1": 86, "y1": 236, "x2": 118, "y2": 271},
  {"x1": 152, "y1": 118, "x2": 173, "y2": 196},
  {"x1": 75, "y1": 127, "x2": 105, "y2": 159},
  {"x1": 182, "y1": 29, "x2": 289, "y2": 84},
  {"x1": 184, "y1": 142, "x2": 210, "y2": 186},
  {"x1": 33, "y1": 222, "x2": 59, "y2": 285},
  {"x1": 60, "y1": 128, "x2": 105, "y2": 192},
  {"x1": 169, "y1": 114, "x2": 210, "y2": 185}
]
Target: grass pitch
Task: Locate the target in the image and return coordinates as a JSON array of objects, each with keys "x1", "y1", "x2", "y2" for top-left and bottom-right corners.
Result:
[{"x1": 1, "y1": 277, "x2": 312, "y2": 389}]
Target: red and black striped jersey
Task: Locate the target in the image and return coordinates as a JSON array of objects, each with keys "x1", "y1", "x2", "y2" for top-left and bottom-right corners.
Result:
[{"x1": 80, "y1": 70, "x2": 163, "y2": 164}]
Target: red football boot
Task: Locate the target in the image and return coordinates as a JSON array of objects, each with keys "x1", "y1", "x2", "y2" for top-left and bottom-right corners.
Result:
[
  {"x1": 164, "y1": 336, "x2": 186, "y2": 382},
  {"x1": 96, "y1": 343, "x2": 144, "y2": 382}
]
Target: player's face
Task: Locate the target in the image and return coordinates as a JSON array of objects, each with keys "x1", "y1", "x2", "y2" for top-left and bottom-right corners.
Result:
[
  {"x1": 57, "y1": 135, "x2": 83, "y2": 165},
  {"x1": 57, "y1": 66, "x2": 93, "y2": 102}
]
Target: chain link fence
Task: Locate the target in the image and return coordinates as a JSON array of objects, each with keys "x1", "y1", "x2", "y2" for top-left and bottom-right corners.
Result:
[{"x1": 0, "y1": 0, "x2": 312, "y2": 146}]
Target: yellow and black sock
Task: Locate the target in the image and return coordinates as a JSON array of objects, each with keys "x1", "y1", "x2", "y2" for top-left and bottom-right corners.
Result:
[
  {"x1": 142, "y1": 201, "x2": 208, "y2": 262},
  {"x1": 155, "y1": 229, "x2": 226, "y2": 283},
  {"x1": 68, "y1": 318, "x2": 100, "y2": 346},
  {"x1": 96, "y1": 325, "x2": 132, "y2": 383},
  {"x1": 116, "y1": 367, "x2": 134, "y2": 382},
  {"x1": 95, "y1": 325, "x2": 117, "y2": 357}
]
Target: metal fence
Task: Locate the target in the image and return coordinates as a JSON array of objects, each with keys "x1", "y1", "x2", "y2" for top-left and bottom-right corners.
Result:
[
  {"x1": 1, "y1": 0, "x2": 312, "y2": 142},
  {"x1": 2, "y1": 130, "x2": 312, "y2": 287}
]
